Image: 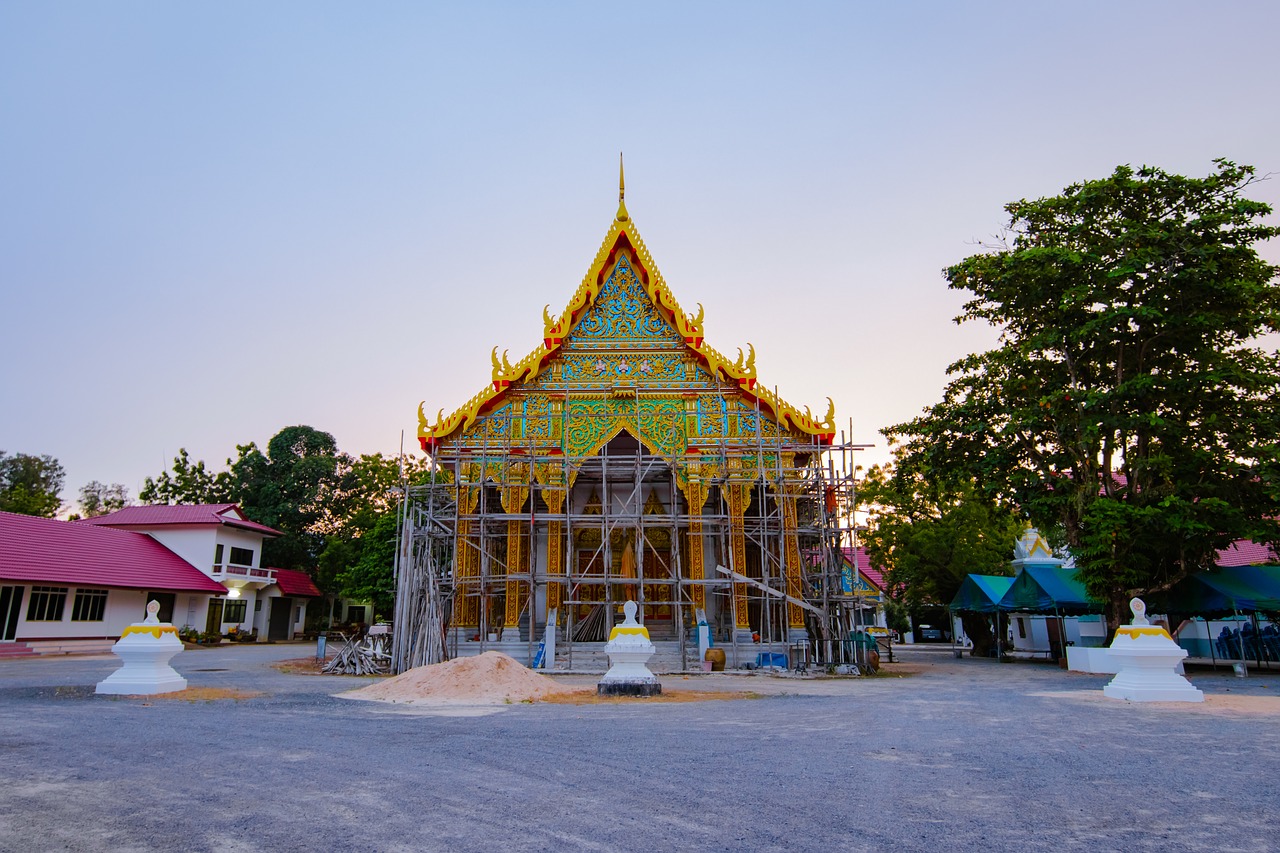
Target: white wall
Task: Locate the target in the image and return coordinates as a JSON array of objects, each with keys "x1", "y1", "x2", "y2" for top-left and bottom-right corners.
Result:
[{"x1": 13, "y1": 586, "x2": 213, "y2": 640}]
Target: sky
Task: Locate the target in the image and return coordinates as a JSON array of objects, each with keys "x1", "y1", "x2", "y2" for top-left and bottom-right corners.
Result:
[{"x1": 2, "y1": 1, "x2": 1279, "y2": 513}]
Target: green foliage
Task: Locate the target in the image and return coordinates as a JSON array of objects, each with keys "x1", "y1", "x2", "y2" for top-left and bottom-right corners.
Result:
[
  {"x1": 139, "y1": 448, "x2": 233, "y2": 505},
  {"x1": 335, "y1": 511, "x2": 401, "y2": 617},
  {"x1": 77, "y1": 481, "x2": 130, "y2": 517},
  {"x1": 885, "y1": 160, "x2": 1280, "y2": 626},
  {"x1": 0, "y1": 451, "x2": 65, "y2": 517},
  {"x1": 859, "y1": 462, "x2": 1022, "y2": 610}
]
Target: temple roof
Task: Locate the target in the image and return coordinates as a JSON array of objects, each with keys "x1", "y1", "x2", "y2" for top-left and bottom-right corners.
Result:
[{"x1": 418, "y1": 173, "x2": 836, "y2": 451}]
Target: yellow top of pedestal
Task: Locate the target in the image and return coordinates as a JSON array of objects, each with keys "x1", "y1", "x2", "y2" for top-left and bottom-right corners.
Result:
[
  {"x1": 1116, "y1": 625, "x2": 1172, "y2": 641},
  {"x1": 608, "y1": 625, "x2": 650, "y2": 641},
  {"x1": 121, "y1": 625, "x2": 179, "y2": 639}
]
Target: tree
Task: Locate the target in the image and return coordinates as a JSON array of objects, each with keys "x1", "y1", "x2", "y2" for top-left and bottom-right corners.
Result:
[
  {"x1": 232, "y1": 426, "x2": 354, "y2": 571},
  {"x1": 859, "y1": 462, "x2": 1023, "y2": 657},
  {"x1": 334, "y1": 511, "x2": 400, "y2": 618},
  {"x1": 139, "y1": 448, "x2": 233, "y2": 505},
  {"x1": 0, "y1": 451, "x2": 65, "y2": 517},
  {"x1": 885, "y1": 160, "x2": 1280, "y2": 634},
  {"x1": 77, "y1": 481, "x2": 130, "y2": 517}
]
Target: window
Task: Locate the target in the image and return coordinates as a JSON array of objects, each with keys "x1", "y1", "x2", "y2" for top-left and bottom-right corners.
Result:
[
  {"x1": 71, "y1": 588, "x2": 108, "y2": 622},
  {"x1": 223, "y1": 599, "x2": 248, "y2": 623},
  {"x1": 228, "y1": 547, "x2": 254, "y2": 566},
  {"x1": 254, "y1": 600, "x2": 262, "y2": 612},
  {"x1": 214, "y1": 544, "x2": 224, "y2": 565},
  {"x1": 26, "y1": 586, "x2": 67, "y2": 621},
  {"x1": 1017, "y1": 618, "x2": 1027, "y2": 639},
  {"x1": 347, "y1": 605, "x2": 366, "y2": 624}
]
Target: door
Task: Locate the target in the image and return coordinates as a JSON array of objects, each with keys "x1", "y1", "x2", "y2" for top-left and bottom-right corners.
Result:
[
  {"x1": 268, "y1": 597, "x2": 292, "y2": 641},
  {"x1": 0, "y1": 586, "x2": 23, "y2": 641},
  {"x1": 205, "y1": 598, "x2": 224, "y2": 634}
]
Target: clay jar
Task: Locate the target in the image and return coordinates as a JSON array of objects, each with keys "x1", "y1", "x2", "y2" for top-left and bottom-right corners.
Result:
[{"x1": 704, "y1": 647, "x2": 726, "y2": 672}]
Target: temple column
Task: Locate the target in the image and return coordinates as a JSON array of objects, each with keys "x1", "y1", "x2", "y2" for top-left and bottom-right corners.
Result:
[
  {"x1": 724, "y1": 470, "x2": 753, "y2": 642},
  {"x1": 779, "y1": 488, "x2": 809, "y2": 643},
  {"x1": 500, "y1": 475, "x2": 531, "y2": 635},
  {"x1": 542, "y1": 487, "x2": 565, "y2": 619},
  {"x1": 679, "y1": 469, "x2": 711, "y2": 616},
  {"x1": 453, "y1": 474, "x2": 481, "y2": 635}
]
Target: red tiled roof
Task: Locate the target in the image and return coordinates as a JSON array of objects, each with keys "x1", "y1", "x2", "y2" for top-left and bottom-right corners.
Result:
[
  {"x1": 842, "y1": 546, "x2": 886, "y2": 591},
  {"x1": 0, "y1": 511, "x2": 226, "y2": 592},
  {"x1": 1217, "y1": 539, "x2": 1280, "y2": 567},
  {"x1": 272, "y1": 568, "x2": 321, "y2": 597},
  {"x1": 83, "y1": 503, "x2": 281, "y2": 537}
]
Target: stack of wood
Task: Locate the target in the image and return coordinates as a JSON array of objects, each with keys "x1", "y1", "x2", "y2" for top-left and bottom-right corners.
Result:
[
  {"x1": 322, "y1": 633, "x2": 391, "y2": 676},
  {"x1": 391, "y1": 500, "x2": 453, "y2": 673}
]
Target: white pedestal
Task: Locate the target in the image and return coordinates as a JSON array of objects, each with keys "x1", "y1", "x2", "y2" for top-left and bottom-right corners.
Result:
[
  {"x1": 1103, "y1": 626, "x2": 1203, "y2": 703},
  {"x1": 96, "y1": 626, "x2": 187, "y2": 695},
  {"x1": 598, "y1": 601, "x2": 661, "y2": 696},
  {"x1": 1066, "y1": 646, "x2": 1119, "y2": 674}
]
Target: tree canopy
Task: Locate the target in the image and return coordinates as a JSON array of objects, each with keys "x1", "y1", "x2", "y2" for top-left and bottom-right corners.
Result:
[
  {"x1": 77, "y1": 481, "x2": 130, "y2": 518},
  {"x1": 0, "y1": 451, "x2": 65, "y2": 517},
  {"x1": 141, "y1": 428, "x2": 428, "y2": 612},
  {"x1": 885, "y1": 160, "x2": 1280, "y2": 630},
  {"x1": 859, "y1": 462, "x2": 1022, "y2": 655}
]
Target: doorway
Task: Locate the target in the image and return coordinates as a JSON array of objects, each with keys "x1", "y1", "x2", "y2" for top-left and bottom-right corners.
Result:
[
  {"x1": 0, "y1": 586, "x2": 23, "y2": 641},
  {"x1": 205, "y1": 598, "x2": 224, "y2": 634},
  {"x1": 268, "y1": 597, "x2": 293, "y2": 641}
]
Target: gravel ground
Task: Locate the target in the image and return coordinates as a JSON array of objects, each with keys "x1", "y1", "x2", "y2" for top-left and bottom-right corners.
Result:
[{"x1": 1, "y1": 643, "x2": 1277, "y2": 852}]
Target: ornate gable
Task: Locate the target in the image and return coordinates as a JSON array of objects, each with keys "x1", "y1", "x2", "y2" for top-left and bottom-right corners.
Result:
[{"x1": 418, "y1": 171, "x2": 835, "y2": 455}]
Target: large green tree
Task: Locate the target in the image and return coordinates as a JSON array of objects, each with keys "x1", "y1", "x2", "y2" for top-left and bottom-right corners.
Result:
[
  {"x1": 232, "y1": 426, "x2": 353, "y2": 571},
  {"x1": 0, "y1": 451, "x2": 65, "y2": 517},
  {"x1": 885, "y1": 160, "x2": 1280, "y2": 633},
  {"x1": 859, "y1": 462, "x2": 1023, "y2": 656}
]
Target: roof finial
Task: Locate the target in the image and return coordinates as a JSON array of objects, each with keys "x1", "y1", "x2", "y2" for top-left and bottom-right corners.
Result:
[{"x1": 616, "y1": 152, "x2": 629, "y2": 222}]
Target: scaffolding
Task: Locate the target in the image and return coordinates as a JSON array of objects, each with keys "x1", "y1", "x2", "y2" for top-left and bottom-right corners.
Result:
[{"x1": 391, "y1": 391, "x2": 870, "y2": 675}]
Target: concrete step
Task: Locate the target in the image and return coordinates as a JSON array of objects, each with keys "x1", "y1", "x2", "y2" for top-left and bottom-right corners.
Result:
[
  {"x1": 27, "y1": 639, "x2": 115, "y2": 656},
  {"x1": 0, "y1": 642, "x2": 37, "y2": 659}
]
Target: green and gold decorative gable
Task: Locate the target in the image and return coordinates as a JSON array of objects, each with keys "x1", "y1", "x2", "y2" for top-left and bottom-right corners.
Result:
[{"x1": 418, "y1": 166, "x2": 835, "y2": 481}]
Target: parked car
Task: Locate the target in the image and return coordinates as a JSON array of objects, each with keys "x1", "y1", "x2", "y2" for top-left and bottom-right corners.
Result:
[{"x1": 918, "y1": 625, "x2": 944, "y2": 642}]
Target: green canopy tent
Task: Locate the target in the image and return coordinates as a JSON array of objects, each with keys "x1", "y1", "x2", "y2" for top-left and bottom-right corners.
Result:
[
  {"x1": 996, "y1": 565, "x2": 1103, "y2": 659},
  {"x1": 1153, "y1": 565, "x2": 1280, "y2": 616},
  {"x1": 948, "y1": 575, "x2": 1015, "y2": 657},
  {"x1": 997, "y1": 564, "x2": 1102, "y2": 615},
  {"x1": 1149, "y1": 565, "x2": 1280, "y2": 669}
]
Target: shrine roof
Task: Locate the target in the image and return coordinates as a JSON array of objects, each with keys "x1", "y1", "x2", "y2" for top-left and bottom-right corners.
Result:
[{"x1": 418, "y1": 167, "x2": 836, "y2": 451}]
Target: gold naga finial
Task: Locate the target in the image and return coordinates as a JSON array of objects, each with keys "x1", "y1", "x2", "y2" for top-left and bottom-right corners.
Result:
[{"x1": 616, "y1": 152, "x2": 629, "y2": 222}]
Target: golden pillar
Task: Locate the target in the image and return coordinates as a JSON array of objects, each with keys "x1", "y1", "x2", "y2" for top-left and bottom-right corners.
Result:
[
  {"x1": 543, "y1": 486, "x2": 565, "y2": 616},
  {"x1": 779, "y1": 491, "x2": 806, "y2": 630},
  {"x1": 724, "y1": 477, "x2": 752, "y2": 632},
  {"x1": 454, "y1": 476, "x2": 481, "y2": 629},
  {"x1": 500, "y1": 476, "x2": 530, "y2": 631},
  {"x1": 679, "y1": 469, "x2": 711, "y2": 614}
]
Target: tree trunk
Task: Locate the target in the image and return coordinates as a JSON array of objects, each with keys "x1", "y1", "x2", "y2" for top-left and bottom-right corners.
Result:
[
  {"x1": 960, "y1": 612, "x2": 996, "y2": 658},
  {"x1": 1105, "y1": 591, "x2": 1130, "y2": 643}
]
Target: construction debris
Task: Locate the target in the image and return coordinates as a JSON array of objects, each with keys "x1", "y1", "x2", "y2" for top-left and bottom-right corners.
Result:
[{"x1": 322, "y1": 633, "x2": 391, "y2": 676}]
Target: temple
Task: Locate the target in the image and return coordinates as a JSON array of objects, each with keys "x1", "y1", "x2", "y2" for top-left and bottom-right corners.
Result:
[{"x1": 393, "y1": 165, "x2": 864, "y2": 672}]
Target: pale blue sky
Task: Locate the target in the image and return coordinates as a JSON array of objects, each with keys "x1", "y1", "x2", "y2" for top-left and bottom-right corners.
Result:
[{"x1": 2, "y1": 2, "x2": 1278, "y2": 508}]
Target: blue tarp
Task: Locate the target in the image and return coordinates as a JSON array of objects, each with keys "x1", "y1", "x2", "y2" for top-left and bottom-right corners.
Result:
[
  {"x1": 997, "y1": 564, "x2": 1102, "y2": 615},
  {"x1": 948, "y1": 574, "x2": 1015, "y2": 613}
]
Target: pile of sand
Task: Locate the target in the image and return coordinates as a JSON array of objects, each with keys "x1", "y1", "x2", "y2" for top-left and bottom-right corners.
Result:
[{"x1": 341, "y1": 652, "x2": 564, "y2": 705}]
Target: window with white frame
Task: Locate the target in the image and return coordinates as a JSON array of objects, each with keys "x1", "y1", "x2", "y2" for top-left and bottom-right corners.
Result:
[
  {"x1": 228, "y1": 547, "x2": 254, "y2": 566},
  {"x1": 26, "y1": 586, "x2": 67, "y2": 621},
  {"x1": 71, "y1": 588, "x2": 109, "y2": 622}
]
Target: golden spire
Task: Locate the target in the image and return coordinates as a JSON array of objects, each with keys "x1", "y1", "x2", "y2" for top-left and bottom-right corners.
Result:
[{"x1": 616, "y1": 152, "x2": 629, "y2": 222}]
